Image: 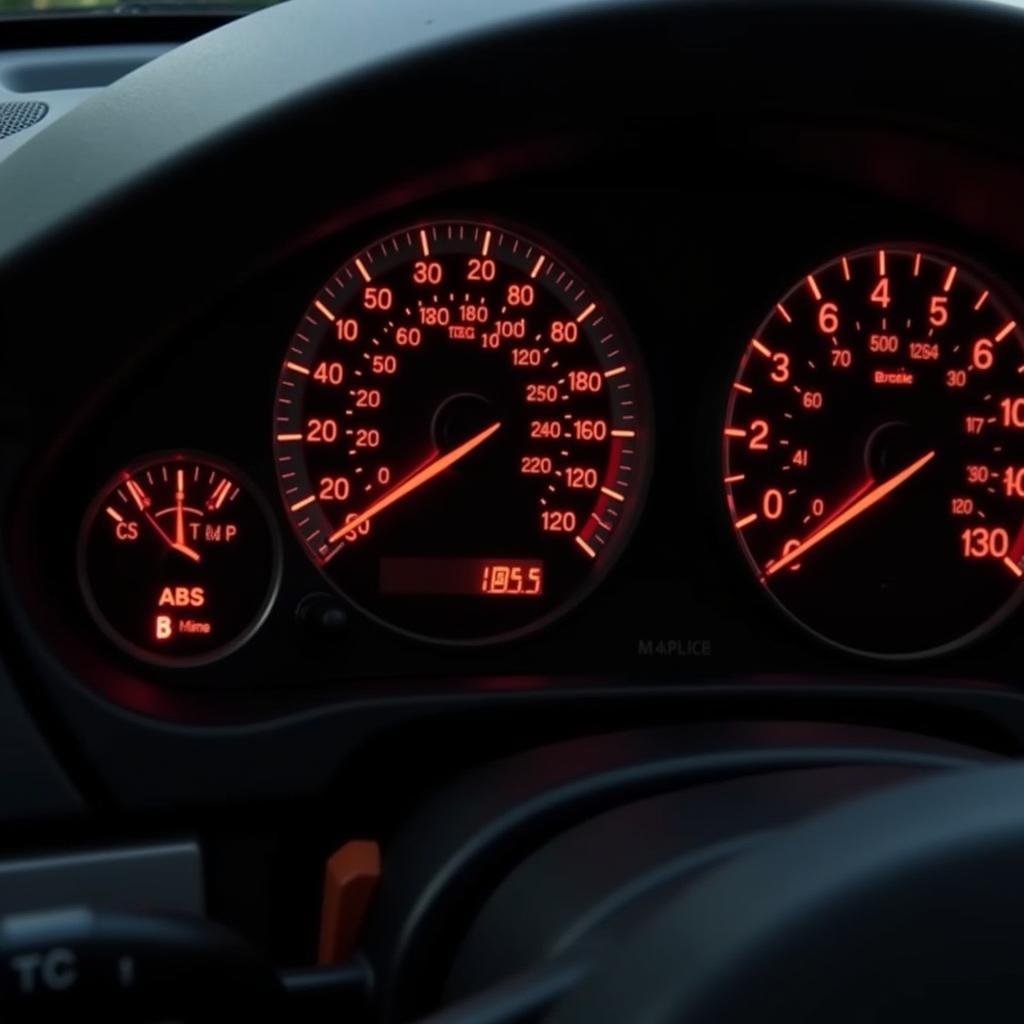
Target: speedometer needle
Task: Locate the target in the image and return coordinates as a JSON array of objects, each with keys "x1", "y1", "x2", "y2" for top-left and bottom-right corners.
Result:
[
  {"x1": 327, "y1": 421, "x2": 502, "y2": 545},
  {"x1": 765, "y1": 449, "x2": 936, "y2": 577}
]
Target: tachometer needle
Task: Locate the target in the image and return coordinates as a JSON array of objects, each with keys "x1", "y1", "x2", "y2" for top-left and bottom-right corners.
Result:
[
  {"x1": 327, "y1": 421, "x2": 502, "y2": 545},
  {"x1": 765, "y1": 449, "x2": 936, "y2": 577}
]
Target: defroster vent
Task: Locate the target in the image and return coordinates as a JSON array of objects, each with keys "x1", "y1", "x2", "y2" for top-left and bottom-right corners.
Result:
[{"x1": 0, "y1": 101, "x2": 48, "y2": 141}]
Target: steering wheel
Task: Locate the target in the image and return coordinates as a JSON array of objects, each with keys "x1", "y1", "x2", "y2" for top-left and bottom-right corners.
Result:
[{"x1": 548, "y1": 764, "x2": 1024, "y2": 1023}]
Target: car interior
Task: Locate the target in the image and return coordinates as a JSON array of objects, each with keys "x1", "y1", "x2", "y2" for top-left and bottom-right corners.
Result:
[{"x1": 4, "y1": 0, "x2": 1024, "y2": 1019}]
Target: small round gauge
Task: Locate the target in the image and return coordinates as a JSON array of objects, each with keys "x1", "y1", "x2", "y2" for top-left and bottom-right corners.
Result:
[
  {"x1": 724, "y1": 244, "x2": 1024, "y2": 658},
  {"x1": 273, "y1": 219, "x2": 650, "y2": 643},
  {"x1": 79, "y1": 453, "x2": 280, "y2": 666}
]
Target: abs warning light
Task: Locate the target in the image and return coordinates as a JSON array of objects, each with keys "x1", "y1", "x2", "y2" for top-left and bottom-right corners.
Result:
[{"x1": 79, "y1": 452, "x2": 280, "y2": 666}]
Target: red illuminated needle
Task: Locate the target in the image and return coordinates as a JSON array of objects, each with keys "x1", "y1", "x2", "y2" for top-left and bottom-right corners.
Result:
[
  {"x1": 171, "y1": 469, "x2": 202, "y2": 562},
  {"x1": 141, "y1": 509, "x2": 201, "y2": 563},
  {"x1": 327, "y1": 421, "x2": 502, "y2": 546},
  {"x1": 127, "y1": 472, "x2": 201, "y2": 563},
  {"x1": 765, "y1": 449, "x2": 936, "y2": 577}
]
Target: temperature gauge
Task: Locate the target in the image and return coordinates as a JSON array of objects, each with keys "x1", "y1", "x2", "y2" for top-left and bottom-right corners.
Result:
[{"x1": 79, "y1": 453, "x2": 280, "y2": 666}]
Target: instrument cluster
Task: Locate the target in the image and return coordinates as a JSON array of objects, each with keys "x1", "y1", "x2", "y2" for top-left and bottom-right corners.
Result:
[{"x1": 17, "y1": 172, "x2": 1024, "y2": 702}]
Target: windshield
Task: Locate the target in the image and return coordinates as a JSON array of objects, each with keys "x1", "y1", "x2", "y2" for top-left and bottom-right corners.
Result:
[{"x1": 0, "y1": 0, "x2": 280, "y2": 13}]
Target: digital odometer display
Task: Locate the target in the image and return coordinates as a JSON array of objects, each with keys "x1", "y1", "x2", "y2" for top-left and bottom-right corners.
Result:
[
  {"x1": 273, "y1": 219, "x2": 650, "y2": 643},
  {"x1": 378, "y1": 558, "x2": 544, "y2": 597},
  {"x1": 724, "y1": 244, "x2": 1024, "y2": 657}
]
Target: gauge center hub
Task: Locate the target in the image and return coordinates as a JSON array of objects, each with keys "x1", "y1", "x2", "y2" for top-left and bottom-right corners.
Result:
[
  {"x1": 431, "y1": 392, "x2": 497, "y2": 454},
  {"x1": 863, "y1": 421, "x2": 925, "y2": 479}
]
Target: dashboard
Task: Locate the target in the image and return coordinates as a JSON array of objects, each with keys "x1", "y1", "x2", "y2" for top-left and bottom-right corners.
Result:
[
  {"x1": 5, "y1": 0, "x2": 1024, "y2": 1019},
  {"x1": 20, "y1": 151, "x2": 1024, "y2": 699}
]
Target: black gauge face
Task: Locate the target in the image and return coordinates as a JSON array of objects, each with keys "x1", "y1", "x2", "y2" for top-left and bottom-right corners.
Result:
[
  {"x1": 273, "y1": 219, "x2": 651, "y2": 643},
  {"x1": 80, "y1": 453, "x2": 280, "y2": 666},
  {"x1": 725, "y1": 244, "x2": 1024, "y2": 658}
]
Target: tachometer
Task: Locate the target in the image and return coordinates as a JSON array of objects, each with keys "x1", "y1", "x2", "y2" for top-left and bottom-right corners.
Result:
[
  {"x1": 273, "y1": 219, "x2": 650, "y2": 643},
  {"x1": 725, "y1": 244, "x2": 1024, "y2": 657}
]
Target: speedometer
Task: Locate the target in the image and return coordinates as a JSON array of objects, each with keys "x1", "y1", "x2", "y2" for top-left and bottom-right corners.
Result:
[
  {"x1": 273, "y1": 219, "x2": 650, "y2": 643},
  {"x1": 725, "y1": 244, "x2": 1024, "y2": 658}
]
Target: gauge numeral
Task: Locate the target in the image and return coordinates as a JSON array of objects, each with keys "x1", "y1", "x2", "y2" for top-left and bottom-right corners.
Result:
[
  {"x1": 507, "y1": 284, "x2": 535, "y2": 306},
  {"x1": 817, "y1": 302, "x2": 839, "y2": 334},
  {"x1": 910, "y1": 342, "x2": 940, "y2": 361},
  {"x1": 493, "y1": 317, "x2": 524, "y2": 337},
  {"x1": 314, "y1": 361, "x2": 345, "y2": 385},
  {"x1": 929, "y1": 296, "x2": 949, "y2": 327},
  {"x1": 770, "y1": 352, "x2": 790, "y2": 383},
  {"x1": 749, "y1": 420, "x2": 770, "y2": 450},
  {"x1": 565, "y1": 467, "x2": 599, "y2": 490},
  {"x1": 521, "y1": 456, "x2": 553, "y2": 475},
  {"x1": 462, "y1": 304, "x2": 491, "y2": 326},
  {"x1": 306, "y1": 418, "x2": 338, "y2": 443},
  {"x1": 514, "y1": 349, "x2": 543, "y2": 368},
  {"x1": 482, "y1": 318, "x2": 522, "y2": 349},
  {"x1": 762, "y1": 489, "x2": 784, "y2": 520},
  {"x1": 541, "y1": 510, "x2": 577, "y2": 533},
  {"x1": 1000, "y1": 397, "x2": 1024, "y2": 428},
  {"x1": 354, "y1": 428, "x2": 381, "y2": 449},
  {"x1": 336, "y1": 319, "x2": 359, "y2": 342},
  {"x1": 340, "y1": 513, "x2": 371, "y2": 541},
  {"x1": 568, "y1": 371, "x2": 602, "y2": 394},
  {"x1": 395, "y1": 327, "x2": 422, "y2": 347},
  {"x1": 527, "y1": 383, "x2": 560, "y2": 403},
  {"x1": 550, "y1": 321, "x2": 579, "y2": 344},
  {"x1": 413, "y1": 261, "x2": 443, "y2": 285},
  {"x1": 467, "y1": 258, "x2": 496, "y2": 282},
  {"x1": 869, "y1": 278, "x2": 891, "y2": 308},
  {"x1": 961, "y1": 527, "x2": 1009, "y2": 559},
  {"x1": 972, "y1": 339, "x2": 994, "y2": 371},
  {"x1": 531, "y1": 420, "x2": 563, "y2": 439},
  {"x1": 371, "y1": 354, "x2": 398, "y2": 375},
  {"x1": 419, "y1": 306, "x2": 450, "y2": 326},
  {"x1": 319, "y1": 476, "x2": 351, "y2": 502},
  {"x1": 363, "y1": 287, "x2": 393, "y2": 310},
  {"x1": 869, "y1": 334, "x2": 899, "y2": 354},
  {"x1": 353, "y1": 389, "x2": 382, "y2": 409},
  {"x1": 573, "y1": 419, "x2": 608, "y2": 441},
  {"x1": 1004, "y1": 468, "x2": 1024, "y2": 497}
]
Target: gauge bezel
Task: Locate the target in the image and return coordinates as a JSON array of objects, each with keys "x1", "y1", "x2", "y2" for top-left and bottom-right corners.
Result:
[
  {"x1": 273, "y1": 214, "x2": 655, "y2": 647},
  {"x1": 721, "y1": 240, "x2": 1024, "y2": 662},
  {"x1": 77, "y1": 450, "x2": 283, "y2": 669}
]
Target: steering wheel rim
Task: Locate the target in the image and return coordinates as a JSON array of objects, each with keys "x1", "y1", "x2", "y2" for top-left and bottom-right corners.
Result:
[{"x1": 547, "y1": 763, "x2": 1024, "y2": 1023}]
